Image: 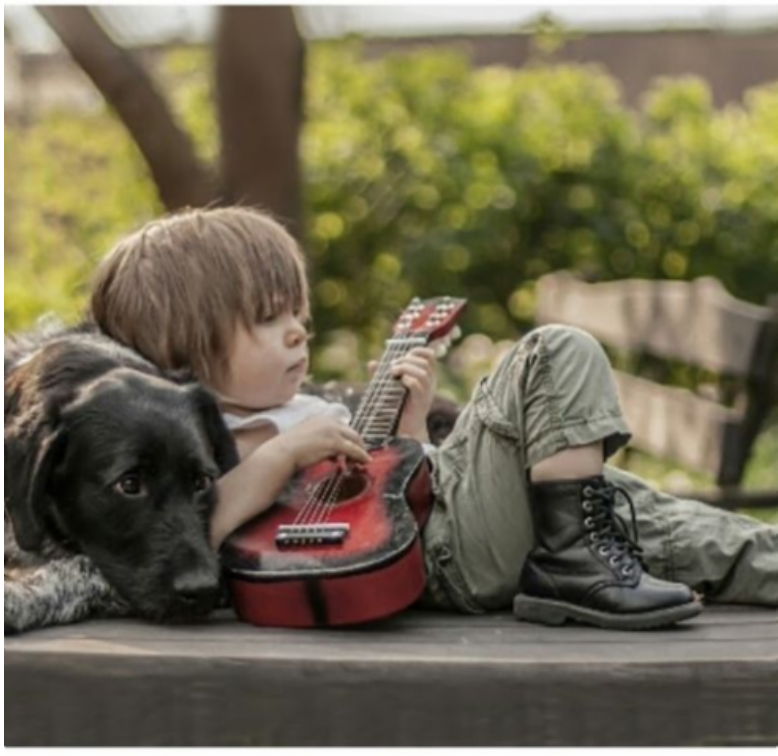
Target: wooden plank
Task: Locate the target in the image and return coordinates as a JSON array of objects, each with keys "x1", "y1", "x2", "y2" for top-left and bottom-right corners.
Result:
[
  {"x1": 613, "y1": 370, "x2": 740, "y2": 482},
  {"x1": 536, "y1": 272, "x2": 774, "y2": 379},
  {"x1": 5, "y1": 608, "x2": 778, "y2": 747}
]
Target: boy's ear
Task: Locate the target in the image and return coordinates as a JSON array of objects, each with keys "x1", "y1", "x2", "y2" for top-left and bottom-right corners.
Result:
[
  {"x1": 187, "y1": 385, "x2": 240, "y2": 475},
  {"x1": 5, "y1": 419, "x2": 69, "y2": 552}
]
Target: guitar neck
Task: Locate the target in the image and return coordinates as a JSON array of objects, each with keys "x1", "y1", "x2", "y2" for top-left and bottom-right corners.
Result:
[
  {"x1": 348, "y1": 296, "x2": 467, "y2": 448},
  {"x1": 350, "y1": 335, "x2": 428, "y2": 447}
]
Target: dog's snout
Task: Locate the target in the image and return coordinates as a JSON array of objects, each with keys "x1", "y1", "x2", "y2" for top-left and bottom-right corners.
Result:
[{"x1": 173, "y1": 570, "x2": 220, "y2": 612}]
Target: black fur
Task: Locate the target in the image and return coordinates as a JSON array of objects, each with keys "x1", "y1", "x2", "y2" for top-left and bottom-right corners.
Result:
[{"x1": 4, "y1": 322, "x2": 239, "y2": 633}]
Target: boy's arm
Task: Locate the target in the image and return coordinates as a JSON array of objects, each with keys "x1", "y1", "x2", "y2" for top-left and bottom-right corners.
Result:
[
  {"x1": 210, "y1": 439, "x2": 295, "y2": 550},
  {"x1": 210, "y1": 415, "x2": 371, "y2": 550}
]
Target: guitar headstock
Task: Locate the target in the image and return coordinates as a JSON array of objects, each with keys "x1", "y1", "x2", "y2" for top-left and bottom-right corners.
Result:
[{"x1": 392, "y1": 297, "x2": 468, "y2": 344}]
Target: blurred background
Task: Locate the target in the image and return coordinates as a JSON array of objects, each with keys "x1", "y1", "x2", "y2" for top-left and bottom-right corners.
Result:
[{"x1": 4, "y1": 5, "x2": 778, "y2": 504}]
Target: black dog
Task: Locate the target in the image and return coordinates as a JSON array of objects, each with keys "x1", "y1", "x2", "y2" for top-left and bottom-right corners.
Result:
[{"x1": 4, "y1": 322, "x2": 239, "y2": 633}]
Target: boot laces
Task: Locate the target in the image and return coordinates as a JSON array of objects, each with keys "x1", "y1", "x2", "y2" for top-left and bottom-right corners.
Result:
[{"x1": 581, "y1": 482, "x2": 645, "y2": 576}]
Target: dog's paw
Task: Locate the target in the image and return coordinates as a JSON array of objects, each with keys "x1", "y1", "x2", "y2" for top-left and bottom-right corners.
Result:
[
  {"x1": 4, "y1": 555, "x2": 131, "y2": 632},
  {"x1": 65, "y1": 555, "x2": 132, "y2": 618},
  {"x1": 4, "y1": 581, "x2": 31, "y2": 634}
]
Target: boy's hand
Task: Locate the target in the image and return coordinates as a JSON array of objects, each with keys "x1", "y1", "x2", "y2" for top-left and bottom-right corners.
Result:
[
  {"x1": 369, "y1": 346, "x2": 438, "y2": 444},
  {"x1": 274, "y1": 415, "x2": 371, "y2": 471}
]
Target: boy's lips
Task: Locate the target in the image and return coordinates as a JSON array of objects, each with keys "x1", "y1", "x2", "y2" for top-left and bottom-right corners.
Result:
[{"x1": 287, "y1": 358, "x2": 308, "y2": 374}]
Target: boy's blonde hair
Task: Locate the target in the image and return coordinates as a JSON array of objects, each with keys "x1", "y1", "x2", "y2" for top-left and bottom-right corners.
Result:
[{"x1": 91, "y1": 207, "x2": 309, "y2": 383}]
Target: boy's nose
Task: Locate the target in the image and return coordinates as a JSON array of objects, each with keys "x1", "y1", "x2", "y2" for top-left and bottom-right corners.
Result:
[{"x1": 286, "y1": 321, "x2": 308, "y2": 347}]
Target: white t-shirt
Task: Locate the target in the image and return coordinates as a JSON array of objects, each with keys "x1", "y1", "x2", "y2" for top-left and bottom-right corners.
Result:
[
  {"x1": 222, "y1": 393, "x2": 351, "y2": 434},
  {"x1": 222, "y1": 393, "x2": 435, "y2": 457}
]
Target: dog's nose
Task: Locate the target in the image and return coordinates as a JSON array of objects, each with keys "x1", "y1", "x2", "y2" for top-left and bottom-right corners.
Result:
[{"x1": 173, "y1": 570, "x2": 220, "y2": 612}]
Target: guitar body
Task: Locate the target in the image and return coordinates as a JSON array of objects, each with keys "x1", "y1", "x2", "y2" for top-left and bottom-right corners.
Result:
[{"x1": 222, "y1": 438, "x2": 433, "y2": 628}]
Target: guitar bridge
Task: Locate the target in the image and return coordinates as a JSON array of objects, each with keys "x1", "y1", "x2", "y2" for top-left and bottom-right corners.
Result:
[{"x1": 275, "y1": 523, "x2": 351, "y2": 548}]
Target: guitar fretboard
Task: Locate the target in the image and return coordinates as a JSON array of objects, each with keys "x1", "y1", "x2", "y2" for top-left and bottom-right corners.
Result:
[{"x1": 350, "y1": 336, "x2": 428, "y2": 447}]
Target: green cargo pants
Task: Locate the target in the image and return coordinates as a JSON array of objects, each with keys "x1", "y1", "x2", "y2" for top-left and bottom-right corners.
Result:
[{"x1": 421, "y1": 324, "x2": 778, "y2": 613}]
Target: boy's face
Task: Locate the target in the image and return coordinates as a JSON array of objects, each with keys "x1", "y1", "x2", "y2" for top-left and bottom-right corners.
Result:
[{"x1": 212, "y1": 309, "x2": 310, "y2": 411}]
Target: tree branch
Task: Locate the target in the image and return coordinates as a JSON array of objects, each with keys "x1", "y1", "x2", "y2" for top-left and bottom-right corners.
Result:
[{"x1": 36, "y1": 5, "x2": 216, "y2": 210}]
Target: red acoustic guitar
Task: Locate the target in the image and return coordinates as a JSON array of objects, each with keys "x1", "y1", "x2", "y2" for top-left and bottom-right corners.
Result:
[{"x1": 222, "y1": 297, "x2": 467, "y2": 628}]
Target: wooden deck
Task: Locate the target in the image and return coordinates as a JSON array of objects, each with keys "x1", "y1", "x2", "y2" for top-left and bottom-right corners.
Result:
[{"x1": 5, "y1": 606, "x2": 777, "y2": 747}]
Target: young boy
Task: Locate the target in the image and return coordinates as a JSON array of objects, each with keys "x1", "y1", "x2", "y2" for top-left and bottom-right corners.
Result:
[{"x1": 90, "y1": 207, "x2": 777, "y2": 630}]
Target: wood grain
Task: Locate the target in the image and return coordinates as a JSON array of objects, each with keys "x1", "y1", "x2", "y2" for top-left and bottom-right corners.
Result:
[{"x1": 5, "y1": 608, "x2": 777, "y2": 746}]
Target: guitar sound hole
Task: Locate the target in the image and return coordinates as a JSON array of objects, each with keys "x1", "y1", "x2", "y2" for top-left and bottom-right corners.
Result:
[{"x1": 325, "y1": 469, "x2": 371, "y2": 505}]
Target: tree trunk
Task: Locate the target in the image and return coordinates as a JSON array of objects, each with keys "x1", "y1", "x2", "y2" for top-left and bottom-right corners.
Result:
[
  {"x1": 36, "y1": 5, "x2": 215, "y2": 211},
  {"x1": 216, "y1": 6, "x2": 304, "y2": 236}
]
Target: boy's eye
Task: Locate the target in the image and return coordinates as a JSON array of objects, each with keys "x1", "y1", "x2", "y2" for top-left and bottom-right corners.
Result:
[{"x1": 259, "y1": 310, "x2": 310, "y2": 326}]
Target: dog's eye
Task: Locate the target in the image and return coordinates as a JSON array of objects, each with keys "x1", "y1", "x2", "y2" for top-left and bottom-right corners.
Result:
[
  {"x1": 115, "y1": 474, "x2": 144, "y2": 497},
  {"x1": 194, "y1": 474, "x2": 214, "y2": 493}
]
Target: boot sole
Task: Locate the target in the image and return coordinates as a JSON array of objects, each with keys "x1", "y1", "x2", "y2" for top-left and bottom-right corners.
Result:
[{"x1": 513, "y1": 594, "x2": 703, "y2": 631}]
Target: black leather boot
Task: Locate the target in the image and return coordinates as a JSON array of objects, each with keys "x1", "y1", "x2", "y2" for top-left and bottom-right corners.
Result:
[{"x1": 513, "y1": 475, "x2": 703, "y2": 630}]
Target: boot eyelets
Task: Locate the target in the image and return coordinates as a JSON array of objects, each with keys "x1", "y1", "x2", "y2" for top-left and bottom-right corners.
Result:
[
  {"x1": 583, "y1": 501, "x2": 593, "y2": 513},
  {"x1": 584, "y1": 517, "x2": 594, "y2": 529},
  {"x1": 590, "y1": 533, "x2": 600, "y2": 543},
  {"x1": 583, "y1": 486, "x2": 594, "y2": 497},
  {"x1": 598, "y1": 546, "x2": 609, "y2": 556},
  {"x1": 622, "y1": 566, "x2": 633, "y2": 577}
]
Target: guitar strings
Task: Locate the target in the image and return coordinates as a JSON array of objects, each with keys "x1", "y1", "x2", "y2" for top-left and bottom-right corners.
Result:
[
  {"x1": 315, "y1": 337, "x2": 416, "y2": 524},
  {"x1": 291, "y1": 336, "x2": 418, "y2": 528},
  {"x1": 292, "y1": 337, "x2": 411, "y2": 527},
  {"x1": 350, "y1": 336, "x2": 414, "y2": 437}
]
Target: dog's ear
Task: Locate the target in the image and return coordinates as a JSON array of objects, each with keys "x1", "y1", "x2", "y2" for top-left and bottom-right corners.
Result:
[
  {"x1": 5, "y1": 421, "x2": 69, "y2": 552},
  {"x1": 187, "y1": 385, "x2": 240, "y2": 475}
]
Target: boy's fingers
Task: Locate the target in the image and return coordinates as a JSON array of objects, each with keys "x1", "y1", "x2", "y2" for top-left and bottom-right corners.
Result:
[
  {"x1": 332, "y1": 429, "x2": 370, "y2": 463},
  {"x1": 393, "y1": 363, "x2": 432, "y2": 382},
  {"x1": 344, "y1": 438, "x2": 371, "y2": 463},
  {"x1": 410, "y1": 348, "x2": 437, "y2": 366},
  {"x1": 393, "y1": 354, "x2": 436, "y2": 370},
  {"x1": 343, "y1": 427, "x2": 368, "y2": 448},
  {"x1": 409, "y1": 347, "x2": 436, "y2": 359}
]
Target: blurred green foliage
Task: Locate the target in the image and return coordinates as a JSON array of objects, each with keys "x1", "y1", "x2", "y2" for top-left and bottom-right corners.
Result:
[
  {"x1": 4, "y1": 111, "x2": 161, "y2": 327},
  {"x1": 6, "y1": 42, "x2": 778, "y2": 377},
  {"x1": 303, "y1": 44, "x2": 778, "y2": 370},
  {"x1": 4, "y1": 42, "x2": 778, "y2": 504}
]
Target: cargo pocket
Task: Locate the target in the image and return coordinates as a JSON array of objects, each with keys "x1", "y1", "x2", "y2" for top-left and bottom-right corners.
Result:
[
  {"x1": 472, "y1": 376, "x2": 522, "y2": 441},
  {"x1": 436, "y1": 433, "x2": 469, "y2": 478}
]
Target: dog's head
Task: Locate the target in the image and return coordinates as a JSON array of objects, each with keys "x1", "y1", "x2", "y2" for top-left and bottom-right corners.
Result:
[{"x1": 5, "y1": 349, "x2": 239, "y2": 623}]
